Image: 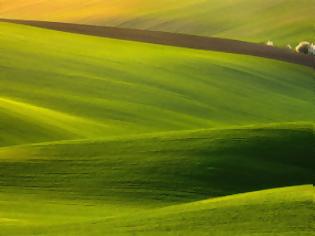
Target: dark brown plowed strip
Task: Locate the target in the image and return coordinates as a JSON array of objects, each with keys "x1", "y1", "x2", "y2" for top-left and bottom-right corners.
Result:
[{"x1": 1, "y1": 19, "x2": 314, "y2": 68}]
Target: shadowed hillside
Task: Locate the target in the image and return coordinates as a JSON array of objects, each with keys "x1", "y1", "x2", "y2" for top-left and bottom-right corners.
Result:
[{"x1": 0, "y1": 123, "x2": 314, "y2": 203}]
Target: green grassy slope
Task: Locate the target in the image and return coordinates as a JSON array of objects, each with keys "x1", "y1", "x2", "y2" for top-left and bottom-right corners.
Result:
[
  {"x1": 1, "y1": 0, "x2": 314, "y2": 46},
  {"x1": 0, "y1": 22, "x2": 315, "y2": 235},
  {"x1": 0, "y1": 123, "x2": 314, "y2": 203},
  {"x1": 58, "y1": 185, "x2": 315, "y2": 236},
  {"x1": 1, "y1": 22, "x2": 315, "y2": 147},
  {"x1": 0, "y1": 185, "x2": 314, "y2": 235},
  {"x1": 0, "y1": 123, "x2": 314, "y2": 235}
]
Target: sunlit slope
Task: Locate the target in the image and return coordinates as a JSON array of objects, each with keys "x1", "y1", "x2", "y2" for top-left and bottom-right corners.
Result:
[
  {"x1": 1, "y1": 0, "x2": 314, "y2": 45},
  {"x1": 0, "y1": 184, "x2": 314, "y2": 235},
  {"x1": 1, "y1": 22, "x2": 315, "y2": 146},
  {"x1": 51, "y1": 185, "x2": 315, "y2": 236},
  {"x1": 0, "y1": 123, "x2": 314, "y2": 204}
]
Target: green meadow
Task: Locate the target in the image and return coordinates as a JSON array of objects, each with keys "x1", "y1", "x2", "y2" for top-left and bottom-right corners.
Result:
[
  {"x1": 0, "y1": 125, "x2": 314, "y2": 235},
  {"x1": 0, "y1": 22, "x2": 314, "y2": 235},
  {"x1": 1, "y1": 22, "x2": 315, "y2": 146}
]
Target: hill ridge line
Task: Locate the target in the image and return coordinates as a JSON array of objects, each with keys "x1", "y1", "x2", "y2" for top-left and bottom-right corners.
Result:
[
  {"x1": 0, "y1": 122, "x2": 313, "y2": 150},
  {"x1": 1, "y1": 18, "x2": 314, "y2": 68}
]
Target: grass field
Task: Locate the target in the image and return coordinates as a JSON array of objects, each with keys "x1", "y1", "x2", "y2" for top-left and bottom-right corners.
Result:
[
  {"x1": 0, "y1": 185, "x2": 314, "y2": 235},
  {"x1": 1, "y1": 0, "x2": 314, "y2": 46},
  {"x1": 0, "y1": 124, "x2": 314, "y2": 235},
  {"x1": 0, "y1": 21, "x2": 314, "y2": 235},
  {"x1": 1, "y1": 122, "x2": 314, "y2": 201},
  {"x1": 1, "y1": 22, "x2": 315, "y2": 146}
]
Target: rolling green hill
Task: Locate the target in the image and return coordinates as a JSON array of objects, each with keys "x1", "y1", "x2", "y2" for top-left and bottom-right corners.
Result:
[
  {"x1": 52, "y1": 185, "x2": 315, "y2": 236},
  {"x1": 1, "y1": 0, "x2": 314, "y2": 46},
  {"x1": 1, "y1": 22, "x2": 315, "y2": 147},
  {"x1": 0, "y1": 22, "x2": 314, "y2": 235},
  {"x1": 0, "y1": 183, "x2": 314, "y2": 235},
  {"x1": 0, "y1": 124, "x2": 314, "y2": 235},
  {"x1": 0, "y1": 123, "x2": 314, "y2": 202}
]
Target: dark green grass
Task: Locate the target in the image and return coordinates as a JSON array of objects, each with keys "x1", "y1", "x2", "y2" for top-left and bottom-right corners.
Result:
[
  {"x1": 0, "y1": 123, "x2": 314, "y2": 204},
  {"x1": 0, "y1": 123, "x2": 314, "y2": 235}
]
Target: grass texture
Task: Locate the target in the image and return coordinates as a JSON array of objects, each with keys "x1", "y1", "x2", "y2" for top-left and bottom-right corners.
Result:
[
  {"x1": 0, "y1": 22, "x2": 314, "y2": 235},
  {"x1": 1, "y1": 22, "x2": 315, "y2": 146}
]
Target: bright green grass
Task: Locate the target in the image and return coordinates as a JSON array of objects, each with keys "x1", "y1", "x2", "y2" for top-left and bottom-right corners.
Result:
[
  {"x1": 1, "y1": 0, "x2": 314, "y2": 46},
  {"x1": 53, "y1": 185, "x2": 315, "y2": 236},
  {"x1": 1, "y1": 22, "x2": 315, "y2": 146},
  {"x1": 0, "y1": 184, "x2": 314, "y2": 235}
]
